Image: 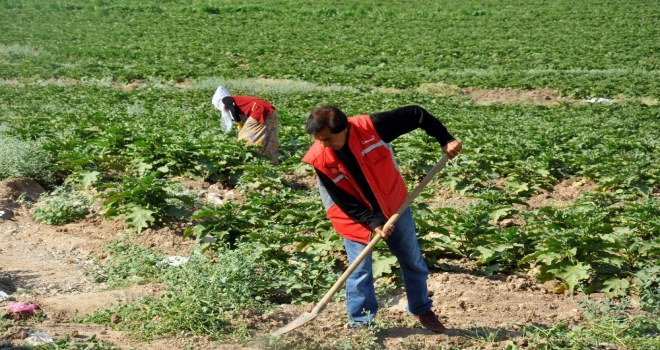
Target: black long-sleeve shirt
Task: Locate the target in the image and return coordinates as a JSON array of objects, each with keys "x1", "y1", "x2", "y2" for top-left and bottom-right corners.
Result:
[{"x1": 315, "y1": 105, "x2": 455, "y2": 230}]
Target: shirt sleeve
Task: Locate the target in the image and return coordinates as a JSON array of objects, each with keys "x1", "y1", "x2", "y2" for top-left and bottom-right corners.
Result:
[
  {"x1": 316, "y1": 170, "x2": 387, "y2": 230},
  {"x1": 370, "y1": 105, "x2": 455, "y2": 146}
]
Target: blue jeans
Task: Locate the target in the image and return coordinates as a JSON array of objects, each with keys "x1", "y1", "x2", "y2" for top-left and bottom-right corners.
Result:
[{"x1": 343, "y1": 207, "x2": 432, "y2": 327}]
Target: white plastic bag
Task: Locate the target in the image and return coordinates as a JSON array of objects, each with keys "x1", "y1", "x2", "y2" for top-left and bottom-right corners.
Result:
[
  {"x1": 211, "y1": 86, "x2": 234, "y2": 133},
  {"x1": 158, "y1": 256, "x2": 189, "y2": 267},
  {"x1": 25, "y1": 331, "x2": 53, "y2": 345}
]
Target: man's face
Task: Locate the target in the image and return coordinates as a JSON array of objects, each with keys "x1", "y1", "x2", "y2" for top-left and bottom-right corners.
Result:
[{"x1": 313, "y1": 126, "x2": 347, "y2": 151}]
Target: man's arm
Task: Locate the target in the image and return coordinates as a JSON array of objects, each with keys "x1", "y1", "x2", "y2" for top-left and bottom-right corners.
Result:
[
  {"x1": 370, "y1": 105, "x2": 455, "y2": 145},
  {"x1": 316, "y1": 170, "x2": 387, "y2": 230}
]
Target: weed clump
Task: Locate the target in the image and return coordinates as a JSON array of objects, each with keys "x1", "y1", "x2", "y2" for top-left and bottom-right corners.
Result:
[
  {"x1": 82, "y1": 243, "x2": 284, "y2": 341},
  {"x1": 0, "y1": 133, "x2": 52, "y2": 184},
  {"x1": 33, "y1": 185, "x2": 91, "y2": 225}
]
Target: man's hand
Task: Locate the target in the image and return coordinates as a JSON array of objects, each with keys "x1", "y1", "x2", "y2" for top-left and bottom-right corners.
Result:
[
  {"x1": 442, "y1": 139, "x2": 462, "y2": 159},
  {"x1": 375, "y1": 224, "x2": 395, "y2": 240}
]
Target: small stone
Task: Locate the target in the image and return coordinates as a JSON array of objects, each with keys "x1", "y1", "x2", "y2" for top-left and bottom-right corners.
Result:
[
  {"x1": 206, "y1": 193, "x2": 224, "y2": 206},
  {"x1": 514, "y1": 337, "x2": 529, "y2": 346},
  {"x1": 100, "y1": 330, "x2": 107, "y2": 335},
  {"x1": 506, "y1": 275, "x2": 516, "y2": 283},
  {"x1": 224, "y1": 191, "x2": 237, "y2": 201},
  {"x1": 514, "y1": 281, "x2": 528, "y2": 291},
  {"x1": 0, "y1": 209, "x2": 14, "y2": 220},
  {"x1": 500, "y1": 219, "x2": 516, "y2": 227},
  {"x1": 110, "y1": 314, "x2": 121, "y2": 324},
  {"x1": 11, "y1": 329, "x2": 29, "y2": 340}
]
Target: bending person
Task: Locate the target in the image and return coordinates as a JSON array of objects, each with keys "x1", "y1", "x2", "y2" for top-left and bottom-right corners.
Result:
[{"x1": 212, "y1": 86, "x2": 279, "y2": 165}]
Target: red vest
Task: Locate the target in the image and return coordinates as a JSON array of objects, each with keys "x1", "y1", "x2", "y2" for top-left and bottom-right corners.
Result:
[
  {"x1": 232, "y1": 96, "x2": 275, "y2": 124},
  {"x1": 302, "y1": 115, "x2": 408, "y2": 243}
]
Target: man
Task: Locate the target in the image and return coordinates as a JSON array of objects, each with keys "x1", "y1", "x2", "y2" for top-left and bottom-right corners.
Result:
[{"x1": 302, "y1": 105, "x2": 462, "y2": 333}]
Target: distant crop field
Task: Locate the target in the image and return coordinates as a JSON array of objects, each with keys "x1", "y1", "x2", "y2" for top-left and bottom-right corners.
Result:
[
  {"x1": 1, "y1": 0, "x2": 660, "y2": 348},
  {"x1": 1, "y1": 0, "x2": 660, "y2": 97}
]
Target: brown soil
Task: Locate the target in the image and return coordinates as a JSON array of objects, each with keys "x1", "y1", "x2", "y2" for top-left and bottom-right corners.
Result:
[
  {"x1": 255, "y1": 271, "x2": 591, "y2": 349},
  {"x1": 281, "y1": 172, "x2": 317, "y2": 191},
  {"x1": 174, "y1": 79, "x2": 192, "y2": 88},
  {"x1": 416, "y1": 82, "x2": 578, "y2": 105},
  {"x1": 115, "y1": 80, "x2": 145, "y2": 91},
  {"x1": 0, "y1": 177, "x2": 611, "y2": 349},
  {"x1": 7, "y1": 77, "x2": 653, "y2": 106},
  {"x1": 526, "y1": 177, "x2": 599, "y2": 209},
  {"x1": 464, "y1": 87, "x2": 571, "y2": 105},
  {"x1": 0, "y1": 178, "x2": 199, "y2": 349}
]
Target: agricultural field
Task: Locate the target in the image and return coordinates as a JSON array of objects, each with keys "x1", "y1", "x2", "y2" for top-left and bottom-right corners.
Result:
[{"x1": 1, "y1": 0, "x2": 659, "y2": 349}]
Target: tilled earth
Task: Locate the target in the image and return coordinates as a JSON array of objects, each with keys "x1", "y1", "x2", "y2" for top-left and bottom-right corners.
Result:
[{"x1": 0, "y1": 177, "x2": 612, "y2": 349}]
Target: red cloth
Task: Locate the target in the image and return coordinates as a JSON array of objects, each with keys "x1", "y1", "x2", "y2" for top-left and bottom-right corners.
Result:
[
  {"x1": 232, "y1": 96, "x2": 275, "y2": 125},
  {"x1": 5, "y1": 303, "x2": 39, "y2": 313},
  {"x1": 302, "y1": 115, "x2": 408, "y2": 244}
]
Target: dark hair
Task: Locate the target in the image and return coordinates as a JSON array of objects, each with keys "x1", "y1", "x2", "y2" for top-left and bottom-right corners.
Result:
[{"x1": 305, "y1": 105, "x2": 348, "y2": 134}]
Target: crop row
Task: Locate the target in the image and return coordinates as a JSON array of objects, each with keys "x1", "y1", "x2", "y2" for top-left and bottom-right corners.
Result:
[{"x1": 1, "y1": 0, "x2": 659, "y2": 97}]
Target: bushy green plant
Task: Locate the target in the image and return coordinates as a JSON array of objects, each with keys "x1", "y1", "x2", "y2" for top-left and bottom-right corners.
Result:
[
  {"x1": 97, "y1": 173, "x2": 195, "y2": 232},
  {"x1": 521, "y1": 193, "x2": 660, "y2": 295},
  {"x1": 526, "y1": 299, "x2": 660, "y2": 349},
  {"x1": 33, "y1": 186, "x2": 91, "y2": 225},
  {"x1": 0, "y1": 133, "x2": 52, "y2": 183},
  {"x1": 185, "y1": 188, "x2": 325, "y2": 249},
  {"x1": 635, "y1": 264, "x2": 660, "y2": 312},
  {"x1": 81, "y1": 244, "x2": 283, "y2": 340},
  {"x1": 90, "y1": 235, "x2": 167, "y2": 287}
]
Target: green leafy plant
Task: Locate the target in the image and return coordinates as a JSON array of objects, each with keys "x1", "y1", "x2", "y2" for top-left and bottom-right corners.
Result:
[
  {"x1": 635, "y1": 264, "x2": 660, "y2": 312},
  {"x1": 80, "y1": 244, "x2": 282, "y2": 340},
  {"x1": 0, "y1": 132, "x2": 52, "y2": 183},
  {"x1": 526, "y1": 299, "x2": 660, "y2": 349},
  {"x1": 33, "y1": 185, "x2": 91, "y2": 225},
  {"x1": 521, "y1": 194, "x2": 660, "y2": 295},
  {"x1": 97, "y1": 174, "x2": 195, "y2": 232},
  {"x1": 90, "y1": 235, "x2": 167, "y2": 287}
]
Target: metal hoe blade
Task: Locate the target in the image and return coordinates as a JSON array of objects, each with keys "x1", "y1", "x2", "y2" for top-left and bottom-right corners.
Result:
[
  {"x1": 270, "y1": 312, "x2": 318, "y2": 336},
  {"x1": 271, "y1": 154, "x2": 451, "y2": 336}
]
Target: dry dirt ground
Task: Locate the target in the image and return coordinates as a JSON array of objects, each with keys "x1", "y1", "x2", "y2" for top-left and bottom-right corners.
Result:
[
  {"x1": 0, "y1": 177, "x2": 615, "y2": 349},
  {"x1": 6, "y1": 77, "x2": 658, "y2": 106}
]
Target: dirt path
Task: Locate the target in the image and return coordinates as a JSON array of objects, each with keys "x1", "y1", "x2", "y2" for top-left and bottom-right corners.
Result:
[
  {"x1": 253, "y1": 266, "x2": 588, "y2": 349},
  {"x1": 0, "y1": 178, "x2": 602, "y2": 349}
]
